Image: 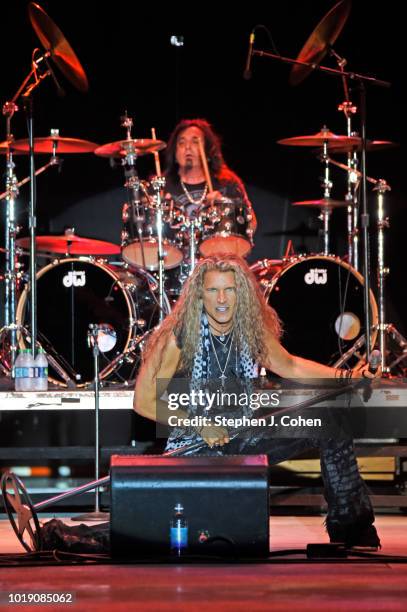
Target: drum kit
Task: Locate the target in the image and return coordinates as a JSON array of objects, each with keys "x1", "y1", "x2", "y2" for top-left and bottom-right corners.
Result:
[{"x1": 1, "y1": 0, "x2": 406, "y2": 388}]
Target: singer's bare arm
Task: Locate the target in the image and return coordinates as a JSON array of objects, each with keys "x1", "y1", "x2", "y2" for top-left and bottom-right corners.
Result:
[{"x1": 263, "y1": 329, "x2": 378, "y2": 379}]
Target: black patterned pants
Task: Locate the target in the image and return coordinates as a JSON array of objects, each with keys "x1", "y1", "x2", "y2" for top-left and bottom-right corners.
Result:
[{"x1": 188, "y1": 436, "x2": 374, "y2": 529}]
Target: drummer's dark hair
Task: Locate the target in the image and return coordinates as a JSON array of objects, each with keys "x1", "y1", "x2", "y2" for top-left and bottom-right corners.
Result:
[{"x1": 164, "y1": 118, "x2": 243, "y2": 186}]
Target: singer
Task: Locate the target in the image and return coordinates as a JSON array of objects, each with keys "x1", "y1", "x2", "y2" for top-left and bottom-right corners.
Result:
[{"x1": 134, "y1": 255, "x2": 381, "y2": 549}]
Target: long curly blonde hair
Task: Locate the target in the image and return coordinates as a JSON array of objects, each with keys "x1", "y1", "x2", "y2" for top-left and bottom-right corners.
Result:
[{"x1": 142, "y1": 255, "x2": 282, "y2": 374}]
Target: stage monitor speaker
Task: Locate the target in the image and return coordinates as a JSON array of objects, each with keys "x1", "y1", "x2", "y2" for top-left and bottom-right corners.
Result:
[{"x1": 110, "y1": 454, "x2": 269, "y2": 558}]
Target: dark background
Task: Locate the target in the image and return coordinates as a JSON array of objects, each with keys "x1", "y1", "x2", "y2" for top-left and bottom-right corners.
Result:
[{"x1": 1, "y1": 0, "x2": 405, "y2": 335}]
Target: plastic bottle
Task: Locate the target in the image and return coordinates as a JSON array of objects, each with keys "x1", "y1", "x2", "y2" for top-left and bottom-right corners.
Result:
[
  {"x1": 14, "y1": 349, "x2": 34, "y2": 391},
  {"x1": 35, "y1": 348, "x2": 48, "y2": 391},
  {"x1": 170, "y1": 503, "x2": 188, "y2": 556}
]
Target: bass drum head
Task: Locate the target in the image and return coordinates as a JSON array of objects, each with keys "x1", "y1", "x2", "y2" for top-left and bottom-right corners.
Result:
[
  {"x1": 16, "y1": 258, "x2": 164, "y2": 386},
  {"x1": 265, "y1": 255, "x2": 378, "y2": 365}
]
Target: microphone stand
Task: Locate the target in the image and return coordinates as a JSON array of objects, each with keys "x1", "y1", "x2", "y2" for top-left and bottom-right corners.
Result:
[
  {"x1": 164, "y1": 377, "x2": 366, "y2": 457},
  {"x1": 72, "y1": 325, "x2": 109, "y2": 521},
  {"x1": 251, "y1": 48, "x2": 391, "y2": 360}
]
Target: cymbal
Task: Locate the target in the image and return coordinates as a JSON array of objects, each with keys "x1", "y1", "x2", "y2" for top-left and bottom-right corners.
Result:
[
  {"x1": 328, "y1": 139, "x2": 397, "y2": 154},
  {"x1": 293, "y1": 198, "x2": 348, "y2": 209},
  {"x1": 28, "y1": 2, "x2": 89, "y2": 92},
  {"x1": 16, "y1": 235, "x2": 120, "y2": 255},
  {"x1": 0, "y1": 141, "x2": 25, "y2": 155},
  {"x1": 95, "y1": 139, "x2": 166, "y2": 158},
  {"x1": 10, "y1": 136, "x2": 99, "y2": 154},
  {"x1": 278, "y1": 129, "x2": 360, "y2": 148},
  {"x1": 290, "y1": 0, "x2": 351, "y2": 86}
]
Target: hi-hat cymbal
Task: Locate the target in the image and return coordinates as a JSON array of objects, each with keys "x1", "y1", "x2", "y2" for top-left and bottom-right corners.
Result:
[
  {"x1": 95, "y1": 139, "x2": 166, "y2": 158},
  {"x1": 16, "y1": 235, "x2": 120, "y2": 255},
  {"x1": 290, "y1": 0, "x2": 351, "y2": 86},
  {"x1": 278, "y1": 129, "x2": 360, "y2": 148},
  {"x1": 28, "y1": 2, "x2": 89, "y2": 92},
  {"x1": 10, "y1": 136, "x2": 99, "y2": 154},
  {"x1": 293, "y1": 198, "x2": 348, "y2": 209}
]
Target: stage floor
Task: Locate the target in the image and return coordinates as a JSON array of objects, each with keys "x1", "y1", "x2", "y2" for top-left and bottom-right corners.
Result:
[{"x1": 1, "y1": 515, "x2": 407, "y2": 611}]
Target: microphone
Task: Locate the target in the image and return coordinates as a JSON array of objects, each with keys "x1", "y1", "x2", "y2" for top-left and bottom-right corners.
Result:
[
  {"x1": 243, "y1": 30, "x2": 255, "y2": 80},
  {"x1": 367, "y1": 349, "x2": 381, "y2": 375}
]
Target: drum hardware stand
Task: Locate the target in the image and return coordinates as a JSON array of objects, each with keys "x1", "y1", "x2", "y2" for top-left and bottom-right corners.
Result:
[
  {"x1": 373, "y1": 180, "x2": 407, "y2": 373},
  {"x1": 182, "y1": 216, "x2": 200, "y2": 274},
  {"x1": 72, "y1": 325, "x2": 110, "y2": 522},
  {"x1": 1, "y1": 108, "x2": 21, "y2": 372},
  {"x1": 119, "y1": 115, "x2": 167, "y2": 317},
  {"x1": 97, "y1": 332, "x2": 150, "y2": 386},
  {"x1": 0, "y1": 45, "x2": 66, "y2": 375},
  {"x1": 119, "y1": 114, "x2": 148, "y2": 270},
  {"x1": 330, "y1": 47, "x2": 360, "y2": 269},
  {"x1": 252, "y1": 43, "x2": 390, "y2": 361},
  {"x1": 0, "y1": 322, "x2": 78, "y2": 387},
  {"x1": 318, "y1": 127, "x2": 333, "y2": 256},
  {"x1": 150, "y1": 176, "x2": 167, "y2": 321}
]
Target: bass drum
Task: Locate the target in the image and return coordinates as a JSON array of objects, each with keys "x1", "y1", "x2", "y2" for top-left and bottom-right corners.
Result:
[
  {"x1": 264, "y1": 255, "x2": 378, "y2": 365},
  {"x1": 16, "y1": 258, "x2": 169, "y2": 387}
]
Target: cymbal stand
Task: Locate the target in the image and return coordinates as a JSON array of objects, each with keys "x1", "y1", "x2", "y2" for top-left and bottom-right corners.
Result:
[
  {"x1": 0, "y1": 155, "x2": 60, "y2": 203},
  {"x1": 331, "y1": 47, "x2": 360, "y2": 269},
  {"x1": 253, "y1": 47, "x2": 391, "y2": 361},
  {"x1": 319, "y1": 129, "x2": 333, "y2": 255},
  {"x1": 189, "y1": 218, "x2": 199, "y2": 273},
  {"x1": 1, "y1": 49, "x2": 55, "y2": 374},
  {"x1": 119, "y1": 114, "x2": 147, "y2": 270},
  {"x1": 150, "y1": 176, "x2": 167, "y2": 322},
  {"x1": 373, "y1": 180, "x2": 407, "y2": 373},
  {"x1": 0, "y1": 107, "x2": 19, "y2": 372}
]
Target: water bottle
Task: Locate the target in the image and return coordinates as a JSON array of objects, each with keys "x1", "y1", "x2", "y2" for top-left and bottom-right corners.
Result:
[
  {"x1": 35, "y1": 348, "x2": 48, "y2": 391},
  {"x1": 170, "y1": 503, "x2": 188, "y2": 556},
  {"x1": 14, "y1": 349, "x2": 34, "y2": 391}
]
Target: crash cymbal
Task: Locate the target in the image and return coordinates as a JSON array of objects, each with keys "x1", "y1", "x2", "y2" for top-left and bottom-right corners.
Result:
[
  {"x1": 28, "y1": 2, "x2": 89, "y2": 92},
  {"x1": 95, "y1": 139, "x2": 166, "y2": 158},
  {"x1": 16, "y1": 235, "x2": 120, "y2": 255},
  {"x1": 10, "y1": 136, "x2": 99, "y2": 154},
  {"x1": 328, "y1": 139, "x2": 397, "y2": 154},
  {"x1": 293, "y1": 198, "x2": 348, "y2": 209},
  {"x1": 290, "y1": 0, "x2": 351, "y2": 86},
  {"x1": 278, "y1": 129, "x2": 360, "y2": 148}
]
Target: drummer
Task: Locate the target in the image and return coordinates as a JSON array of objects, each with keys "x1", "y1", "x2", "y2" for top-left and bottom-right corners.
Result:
[{"x1": 163, "y1": 118, "x2": 257, "y2": 248}]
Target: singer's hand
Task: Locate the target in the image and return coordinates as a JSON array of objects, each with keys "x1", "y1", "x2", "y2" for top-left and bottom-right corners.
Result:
[
  {"x1": 197, "y1": 424, "x2": 229, "y2": 448},
  {"x1": 352, "y1": 363, "x2": 382, "y2": 380}
]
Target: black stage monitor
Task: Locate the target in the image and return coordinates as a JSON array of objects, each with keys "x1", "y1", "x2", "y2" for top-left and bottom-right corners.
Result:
[{"x1": 110, "y1": 455, "x2": 269, "y2": 558}]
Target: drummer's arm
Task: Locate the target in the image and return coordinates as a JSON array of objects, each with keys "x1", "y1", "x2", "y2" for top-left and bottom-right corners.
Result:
[
  {"x1": 237, "y1": 182, "x2": 257, "y2": 234},
  {"x1": 134, "y1": 333, "x2": 188, "y2": 424},
  {"x1": 263, "y1": 329, "x2": 375, "y2": 379}
]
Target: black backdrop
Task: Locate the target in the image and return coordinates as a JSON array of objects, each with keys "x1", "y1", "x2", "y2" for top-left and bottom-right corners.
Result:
[{"x1": 1, "y1": 0, "x2": 405, "y2": 334}]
